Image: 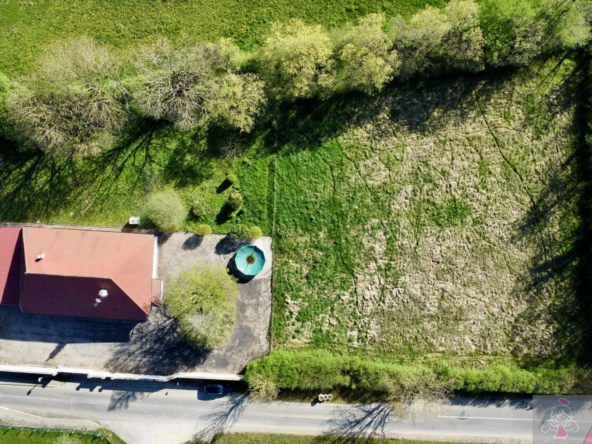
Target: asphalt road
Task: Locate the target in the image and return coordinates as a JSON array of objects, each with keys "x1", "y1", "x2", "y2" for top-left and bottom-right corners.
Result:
[{"x1": 0, "y1": 376, "x2": 534, "y2": 444}]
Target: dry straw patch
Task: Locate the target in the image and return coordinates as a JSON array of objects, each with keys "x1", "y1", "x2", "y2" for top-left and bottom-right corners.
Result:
[{"x1": 275, "y1": 59, "x2": 579, "y2": 360}]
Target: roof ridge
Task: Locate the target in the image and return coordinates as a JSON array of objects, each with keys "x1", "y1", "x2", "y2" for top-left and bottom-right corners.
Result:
[{"x1": 23, "y1": 272, "x2": 112, "y2": 279}]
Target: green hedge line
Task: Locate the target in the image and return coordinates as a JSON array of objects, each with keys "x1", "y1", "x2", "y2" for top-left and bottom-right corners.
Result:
[{"x1": 245, "y1": 350, "x2": 591, "y2": 395}]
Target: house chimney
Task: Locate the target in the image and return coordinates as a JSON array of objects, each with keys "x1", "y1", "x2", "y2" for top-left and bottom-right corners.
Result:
[
  {"x1": 36, "y1": 253, "x2": 46, "y2": 260},
  {"x1": 98, "y1": 289, "x2": 109, "y2": 298}
]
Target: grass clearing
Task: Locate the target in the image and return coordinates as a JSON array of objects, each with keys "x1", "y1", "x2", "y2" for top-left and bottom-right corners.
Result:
[
  {"x1": 0, "y1": 0, "x2": 446, "y2": 75},
  {"x1": 271, "y1": 57, "x2": 591, "y2": 365},
  {"x1": 0, "y1": 127, "x2": 271, "y2": 234}
]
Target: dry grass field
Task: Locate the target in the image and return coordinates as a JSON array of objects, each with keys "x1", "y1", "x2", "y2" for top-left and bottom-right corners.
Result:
[{"x1": 272, "y1": 58, "x2": 589, "y2": 364}]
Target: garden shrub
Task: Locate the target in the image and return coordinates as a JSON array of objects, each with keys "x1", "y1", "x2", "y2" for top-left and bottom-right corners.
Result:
[
  {"x1": 145, "y1": 189, "x2": 186, "y2": 232},
  {"x1": 228, "y1": 224, "x2": 249, "y2": 239},
  {"x1": 195, "y1": 224, "x2": 212, "y2": 236},
  {"x1": 248, "y1": 226, "x2": 263, "y2": 239},
  {"x1": 165, "y1": 262, "x2": 239, "y2": 349}
]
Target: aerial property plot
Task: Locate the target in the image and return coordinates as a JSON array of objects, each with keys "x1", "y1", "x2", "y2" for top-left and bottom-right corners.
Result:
[{"x1": 272, "y1": 60, "x2": 588, "y2": 364}]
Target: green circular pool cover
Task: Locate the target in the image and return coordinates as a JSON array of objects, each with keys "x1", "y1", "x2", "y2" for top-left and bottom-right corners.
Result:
[{"x1": 235, "y1": 245, "x2": 266, "y2": 276}]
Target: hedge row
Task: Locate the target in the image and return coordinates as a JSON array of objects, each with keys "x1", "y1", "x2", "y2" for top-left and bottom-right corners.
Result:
[{"x1": 245, "y1": 350, "x2": 591, "y2": 396}]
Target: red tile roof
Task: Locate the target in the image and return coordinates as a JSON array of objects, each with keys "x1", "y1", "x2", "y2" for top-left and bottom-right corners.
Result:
[
  {"x1": 20, "y1": 227, "x2": 154, "y2": 321},
  {"x1": 0, "y1": 228, "x2": 22, "y2": 306}
]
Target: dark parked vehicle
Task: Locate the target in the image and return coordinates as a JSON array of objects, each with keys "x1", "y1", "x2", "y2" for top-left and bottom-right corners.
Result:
[{"x1": 204, "y1": 384, "x2": 224, "y2": 395}]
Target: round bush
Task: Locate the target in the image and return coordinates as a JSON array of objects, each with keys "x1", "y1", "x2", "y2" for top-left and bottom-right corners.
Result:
[
  {"x1": 165, "y1": 263, "x2": 239, "y2": 349},
  {"x1": 226, "y1": 173, "x2": 238, "y2": 184},
  {"x1": 229, "y1": 224, "x2": 249, "y2": 239},
  {"x1": 248, "y1": 226, "x2": 263, "y2": 239},
  {"x1": 145, "y1": 189, "x2": 186, "y2": 233},
  {"x1": 195, "y1": 224, "x2": 212, "y2": 236}
]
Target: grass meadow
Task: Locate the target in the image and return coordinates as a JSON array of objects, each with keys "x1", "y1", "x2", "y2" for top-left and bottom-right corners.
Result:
[{"x1": 269, "y1": 57, "x2": 592, "y2": 366}]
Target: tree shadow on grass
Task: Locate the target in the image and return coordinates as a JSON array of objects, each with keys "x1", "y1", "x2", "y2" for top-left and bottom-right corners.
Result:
[
  {"x1": 161, "y1": 128, "x2": 220, "y2": 188},
  {"x1": 0, "y1": 120, "x2": 165, "y2": 223},
  {"x1": 509, "y1": 55, "x2": 592, "y2": 368}
]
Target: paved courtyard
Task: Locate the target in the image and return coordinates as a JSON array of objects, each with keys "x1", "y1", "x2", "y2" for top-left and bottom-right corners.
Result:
[{"x1": 0, "y1": 234, "x2": 272, "y2": 375}]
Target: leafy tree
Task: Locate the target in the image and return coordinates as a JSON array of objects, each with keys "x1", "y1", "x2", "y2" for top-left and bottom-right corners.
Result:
[
  {"x1": 257, "y1": 19, "x2": 336, "y2": 100},
  {"x1": 145, "y1": 189, "x2": 186, "y2": 232},
  {"x1": 227, "y1": 191, "x2": 243, "y2": 213},
  {"x1": 226, "y1": 173, "x2": 238, "y2": 184},
  {"x1": 335, "y1": 14, "x2": 398, "y2": 92},
  {"x1": 7, "y1": 37, "x2": 129, "y2": 157},
  {"x1": 191, "y1": 200, "x2": 211, "y2": 219},
  {"x1": 479, "y1": 0, "x2": 543, "y2": 66},
  {"x1": 392, "y1": 0, "x2": 484, "y2": 77},
  {"x1": 391, "y1": 7, "x2": 450, "y2": 78},
  {"x1": 247, "y1": 373, "x2": 279, "y2": 402},
  {"x1": 538, "y1": 0, "x2": 591, "y2": 51},
  {"x1": 166, "y1": 262, "x2": 239, "y2": 349},
  {"x1": 210, "y1": 73, "x2": 266, "y2": 132},
  {"x1": 441, "y1": 0, "x2": 485, "y2": 72}
]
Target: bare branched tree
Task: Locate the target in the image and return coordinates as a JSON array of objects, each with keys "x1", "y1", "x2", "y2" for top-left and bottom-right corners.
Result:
[
  {"x1": 132, "y1": 38, "x2": 218, "y2": 131},
  {"x1": 381, "y1": 371, "x2": 452, "y2": 420},
  {"x1": 133, "y1": 38, "x2": 265, "y2": 133},
  {"x1": 7, "y1": 37, "x2": 129, "y2": 157}
]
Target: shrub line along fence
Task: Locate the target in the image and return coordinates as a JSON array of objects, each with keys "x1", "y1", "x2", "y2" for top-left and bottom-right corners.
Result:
[
  {"x1": 0, "y1": 365, "x2": 244, "y2": 382},
  {"x1": 0, "y1": 424, "x2": 105, "y2": 440}
]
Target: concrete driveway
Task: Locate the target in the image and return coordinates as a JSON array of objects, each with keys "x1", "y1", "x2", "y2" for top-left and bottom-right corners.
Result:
[{"x1": 0, "y1": 234, "x2": 272, "y2": 375}]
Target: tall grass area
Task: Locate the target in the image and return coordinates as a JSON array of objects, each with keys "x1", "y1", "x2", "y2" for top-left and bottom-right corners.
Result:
[{"x1": 0, "y1": 0, "x2": 446, "y2": 74}]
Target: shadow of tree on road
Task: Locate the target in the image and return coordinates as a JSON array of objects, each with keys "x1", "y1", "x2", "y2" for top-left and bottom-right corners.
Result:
[
  {"x1": 317, "y1": 403, "x2": 393, "y2": 442},
  {"x1": 192, "y1": 394, "x2": 251, "y2": 442}
]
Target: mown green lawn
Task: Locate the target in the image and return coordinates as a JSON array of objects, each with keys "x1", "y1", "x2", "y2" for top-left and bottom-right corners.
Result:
[{"x1": 0, "y1": 0, "x2": 446, "y2": 74}]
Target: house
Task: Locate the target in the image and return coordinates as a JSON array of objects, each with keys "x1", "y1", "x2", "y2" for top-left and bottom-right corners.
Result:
[{"x1": 0, "y1": 227, "x2": 161, "y2": 321}]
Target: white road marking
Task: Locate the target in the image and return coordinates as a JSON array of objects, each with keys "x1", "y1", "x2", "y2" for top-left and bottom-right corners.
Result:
[{"x1": 439, "y1": 414, "x2": 532, "y2": 421}]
